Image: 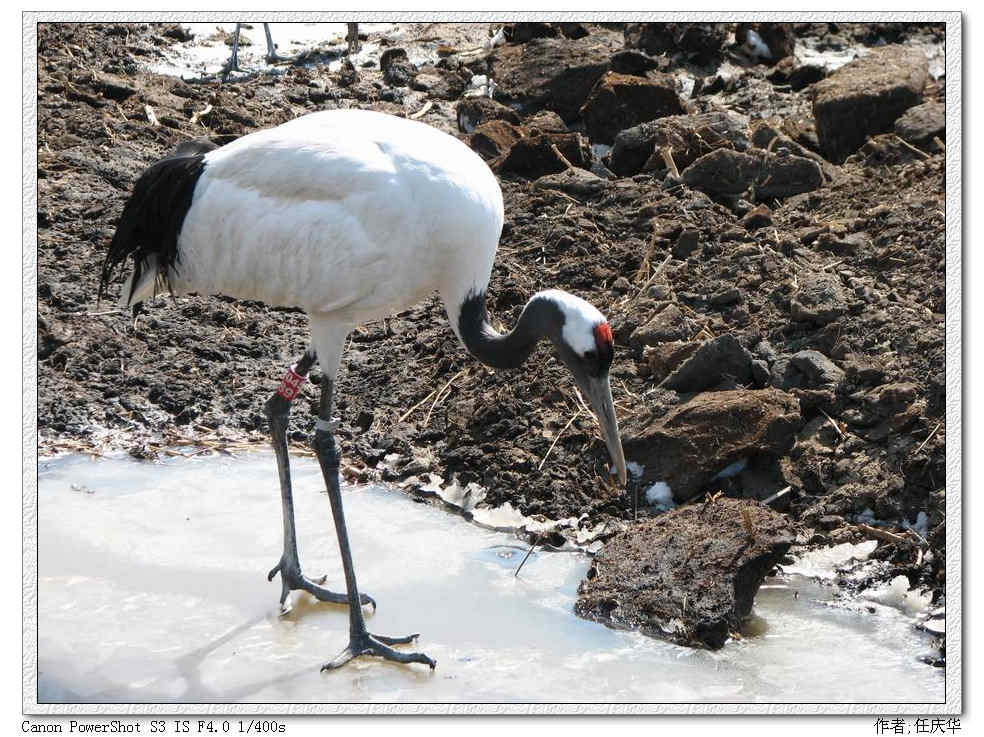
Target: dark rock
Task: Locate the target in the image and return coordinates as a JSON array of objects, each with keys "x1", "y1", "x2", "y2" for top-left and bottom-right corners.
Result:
[
  {"x1": 609, "y1": 49, "x2": 663, "y2": 76},
  {"x1": 489, "y1": 33, "x2": 621, "y2": 122},
  {"x1": 411, "y1": 69, "x2": 466, "y2": 100},
  {"x1": 641, "y1": 341, "x2": 700, "y2": 382},
  {"x1": 843, "y1": 358, "x2": 887, "y2": 386},
  {"x1": 609, "y1": 111, "x2": 749, "y2": 177},
  {"x1": 469, "y1": 119, "x2": 523, "y2": 160},
  {"x1": 92, "y1": 73, "x2": 138, "y2": 102},
  {"x1": 380, "y1": 48, "x2": 416, "y2": 87},
  {"x1": 503, "y1": 22, "x2": 558, "y2": 43},
  {"x1": 523, "y1": 109, "x2": 568, "y2": 134},
  {"x1": 623, "y1": 388, "x2": 802, "y2": 502},
  {"x1": 811, "y1": 45, "x2": 929, "y2": 162},
  {"x1": 497, "y1": 132, "x2": 591, "y2": 178},
  {"x1": 456, "y1": 97, "x2": 521, "y2": 133},
  {"x1": 532, "y1": 167, "x2": 608, "y2": 199},
  {"x1": 576, "y1": 497, "x2": 796, "y2": 649},
  {"x1": 661, "y1": 334, "x2": 753, "y2": 392},
  {"x1": 789, "y1": 350, "x2": 845, "y2": 388},
  {"x1": 710, "y1": 287, "x2": 743, "y2": 306},
  {"x1": 624, "y1": 23, "x2": 729, "y2": 60},
  {"x1": 749, "y1": 120, "x2": 841, "y2": 183},
  {"x1": 629, "y1": 303, "x2": 693, "y2": 346},
  {"x1": 681, "y1": 148, "x2": 823, "y2": 200},
  {"x1": 337, "y1": 59, "x2": 358, "y2": 87},
  {"x1": 756, "y1": 23, "x2": 796, "y2": 61},
  {"x1": 161, "y1": 24, "x2": 194, "y2": 42},
  {"x1": 851, "y1": 382, "x2": 925, "y2": 440},
  {"x1": 579, "y1": 71, "x2": 685, "y2": 144},
  {"x1": 671, "y1": 228, "x2": 701, "y2": 259},
  {"x1": 556, "y1": 22, "x2": 590, "y2": 40},
  {"x1": 768, "y1": 57, "x2": 828, "y2": 91},
  {"x1": 736, "y1": 23, "x2": 795, "y2": 63},
  {"x1": 894, "y1": 101, "x2": 945, "y2": 143},
  {"x1": 751, "y1": 359, "x2": 771, "y2": 387},
  {"x1": 815, "y1": 231, "x2": 870, "y2": 255},
  {"x1": 789, "y1": 272, "x2": 849, "y2": 325},
  {"x1": 741, "y1": 204, "x2": 773, "y2": 231}
]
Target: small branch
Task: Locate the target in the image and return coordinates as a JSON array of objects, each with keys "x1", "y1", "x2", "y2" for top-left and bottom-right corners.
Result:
[
  {"x1": 398, "y1": 388, "x2": 437, "y2": 423},
  {"x1": 761, "y1": 485, "x2": 792, "y2": 506},
  {"x1": 514, "y1": 534, "x2": 540, "y2": 577},
  {"x1": 856, "y1": 523, "x2": 912, "y2": 546},
  {"x1": 914, "y1": 422, "x2": 942, "y2": 455},
  {"x1": 550, "y1": 143, "x2": 575, "y2": 171},
  {"x1": 893, "y1": 134, "x2": 930, "y2": 160},
  {"x1": 538, "y1": 407, "x2": 582, "y2": 471},
  {"x1": 659, "y1": 146, "x2": 680, "y2": 178},
  {"x1": 818, "y1": 408, "x2": 845, "y2": 440},
  {"x1": 409, "y1": 100, "x2": 433, "y2": 120}
]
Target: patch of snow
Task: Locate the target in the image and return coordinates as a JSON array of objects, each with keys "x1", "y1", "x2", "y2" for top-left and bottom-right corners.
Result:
[
  {"x1": 486, "y1": 27, "x2": 505, "y2": 49},
  {"x1": 861, "y1": 575, "x2": 934, "y2": 617},
  {"x1": 712, "y1": 457, "x2": 748, "y2": 480},
  {"x1": 591, "y1": 143, "x2": 612, "y2": 161},
  {"x1": 784, "y1": 540, "x2": 879, "y2": 580},
  {"x1": 465, "y1": 74, "x2": 496, "y2": 99},
  {"x1": 644, "y1": 481, "x2": 674, "y2": 510},
  {"x1": 471, "y1": 502, "x2": 529, "y2": 532},
  {"x1": 625, "y1": 460, "x2": 644, "y2": 480},
  {"x1": 904, "y1": 511, "x2": 930, "y2": 539},
  {"x1": 745, "y1": 29, "x2": 772, "y2": 59}
]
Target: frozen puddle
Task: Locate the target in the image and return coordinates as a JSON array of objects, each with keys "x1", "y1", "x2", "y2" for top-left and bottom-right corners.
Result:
[
  {"x1": 37, "y1": 453, "x2": 942, "y2": 704},
  {"x1": 150, "y1": 22, "x2": 449, "y2": 79}
]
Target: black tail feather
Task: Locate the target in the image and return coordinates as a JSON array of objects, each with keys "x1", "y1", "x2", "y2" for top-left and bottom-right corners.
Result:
[{"x1": 98, "y1": 138, "x2": 217, "y2": 304}]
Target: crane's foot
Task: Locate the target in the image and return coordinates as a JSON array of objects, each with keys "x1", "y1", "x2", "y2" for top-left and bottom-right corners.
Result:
[
  {"x1": 268, "y1": 558, "x2": 376, "y2": 615},
  {"x1": 321, "y1": 631, "x2": 436, "y2": 671},
  {"x1": 265, "y1": 51, "x2": 292, "y2": 64}
]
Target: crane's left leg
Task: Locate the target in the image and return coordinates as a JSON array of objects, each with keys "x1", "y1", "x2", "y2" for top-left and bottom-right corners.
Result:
[
  {"x1": 311, "y1": 374, "x2": 436, "y2": 671},
  {"x1": 265, "y1": 347, "x2": 375, "y2": 615}
]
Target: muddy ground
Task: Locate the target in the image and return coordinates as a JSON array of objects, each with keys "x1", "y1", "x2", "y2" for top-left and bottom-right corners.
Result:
[{"x1": 36, "y1": 22, "x2": 947, "y2": 636}]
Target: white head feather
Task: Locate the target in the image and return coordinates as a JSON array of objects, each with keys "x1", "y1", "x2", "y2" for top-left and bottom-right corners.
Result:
[{"x1": 536, "y1": 289, "x2": 607, "y2": 355}]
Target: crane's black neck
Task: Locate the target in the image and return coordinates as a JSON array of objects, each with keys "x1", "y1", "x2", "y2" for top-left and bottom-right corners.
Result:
[{"x1": 457, "y1": 291, "x2": 563, "y2": 370}]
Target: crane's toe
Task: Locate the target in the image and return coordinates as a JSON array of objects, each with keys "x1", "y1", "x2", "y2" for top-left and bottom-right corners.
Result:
[
  {"x1": 268, "y1": 559, "x2": 376, "y2": 615},
  {"x1": 321, "y1": 632, "x2": 436, "y2": 671}
]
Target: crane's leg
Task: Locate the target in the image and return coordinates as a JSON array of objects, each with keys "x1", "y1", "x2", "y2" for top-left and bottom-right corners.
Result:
[
  {"x1": 265, "y1": 347, "x2": 375, "y2": 615},
  {"x1": 346, "y1": 23, "x2": 361, "y2": 55},
  {"x1": 262, "y1": 23, "x2": 288, "y2": 63},
  {"x1": 312, "y1": 374, "x2": 436, "y2": 671},
  {"x1": 221, "y1": 22, "x2": 244, "y2": 80}
]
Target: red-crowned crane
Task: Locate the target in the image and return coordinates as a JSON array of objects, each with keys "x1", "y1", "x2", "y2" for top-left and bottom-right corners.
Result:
[
  {"x1": 223, "y1": 22, "x2": 360, "y2": 77},
  {"x1": 98, "y1": 108, "x2": 627, "y2": 672}
]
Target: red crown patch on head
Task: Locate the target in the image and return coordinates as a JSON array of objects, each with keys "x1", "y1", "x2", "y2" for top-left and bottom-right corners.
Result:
[{"x1": 593, "y1": 321, "x2": 613, "y2": 350}]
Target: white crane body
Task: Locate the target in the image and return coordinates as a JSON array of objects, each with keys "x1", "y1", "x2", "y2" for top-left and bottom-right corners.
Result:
[{"x1": 128, "y1": 110, "x2": 503, "y2": 335}]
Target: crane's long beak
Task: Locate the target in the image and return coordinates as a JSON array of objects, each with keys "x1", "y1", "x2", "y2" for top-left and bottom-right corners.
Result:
[{"x1": 581, "y1": 373, "x2": 627, "y2": 486}]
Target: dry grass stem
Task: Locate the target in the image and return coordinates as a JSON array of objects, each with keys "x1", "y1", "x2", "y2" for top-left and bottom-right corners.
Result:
[
  {"x1": 422, "y1": 369, "x2": 465, "y2": 426},
  {"x1": 538, "y1": 407, "x2": 582, "y2": 471},
  {"x1": 410, "y1": 100, "x2": 433, "y2": 119},
  {"x1": 660, "y1": 146, "x2": 680, "y2": 178},
  {"x1": 914, "y1": 422, "x2": 942, "y2": 455},
  {"x1": 819, "y1": 408, "x2": 845, "y2": 439},
  {"x1": 398, "y1": 388, "x2": 438, "y2": 422}
]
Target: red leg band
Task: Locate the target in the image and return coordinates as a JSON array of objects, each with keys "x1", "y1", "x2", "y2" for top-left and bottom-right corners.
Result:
[{"x1": 276, "y1": 365, "x2": 306, "y2": 401}]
